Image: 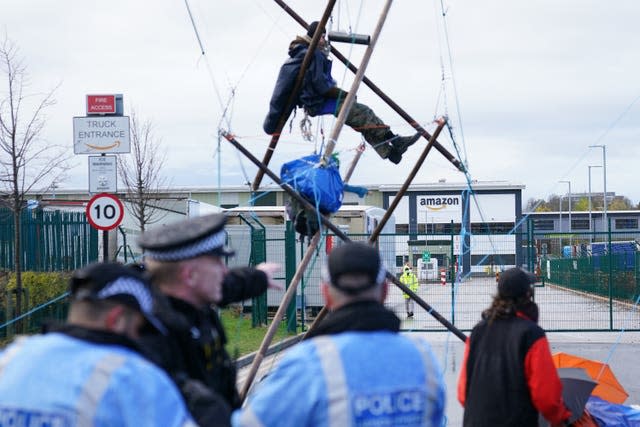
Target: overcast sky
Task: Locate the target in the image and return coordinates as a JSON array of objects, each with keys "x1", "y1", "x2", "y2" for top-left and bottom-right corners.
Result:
[{"x1": 4, "y1": 0, "x2": 639, "y2": 206}]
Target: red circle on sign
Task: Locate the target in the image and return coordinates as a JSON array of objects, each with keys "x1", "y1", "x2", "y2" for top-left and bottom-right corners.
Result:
[{"x1": 86, "y1": 193, "x2": 125, "y2": 231}]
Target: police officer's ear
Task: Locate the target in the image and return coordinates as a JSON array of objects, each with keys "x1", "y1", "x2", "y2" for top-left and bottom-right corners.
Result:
[
  {"x1": 104, "y1": 305, "x2": 122, "y2": 330},
  {"x1": 176, "y1": 261, "x2": 196, "y2": 288},
  {"x1": 320, "y1": 281, "x2": 336, "y2": 309},
  {"x1": 380, "y1": 280, "x2": 389, "y2": 303}
]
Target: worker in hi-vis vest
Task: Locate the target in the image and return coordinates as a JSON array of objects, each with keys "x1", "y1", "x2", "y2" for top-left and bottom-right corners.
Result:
[{"x1": 400, "y1": 264, "x2": 419, "y2": 318}]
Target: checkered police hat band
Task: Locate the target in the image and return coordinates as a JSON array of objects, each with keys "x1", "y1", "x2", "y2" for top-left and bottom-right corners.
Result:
[
  {"x1": 97, "y1": 277, "x2": 153, "y2": 313},
  {"x1": 97, "y1": 277, "x2": 167, "y2": 334},
  {"x1": 144, "y1": 229, "x2": 227, "y2": 261}
]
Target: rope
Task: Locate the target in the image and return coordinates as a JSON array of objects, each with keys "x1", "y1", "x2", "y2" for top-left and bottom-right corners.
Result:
[
  {"x1": 300, "y1": 113, "x2": 314, "y2": 142},
  {"x1": 0, "y1": 292, "x2": 69, "y2": 331},
  {"x1": 436, "y1": 0, "x2": 469, "y2": 166}
]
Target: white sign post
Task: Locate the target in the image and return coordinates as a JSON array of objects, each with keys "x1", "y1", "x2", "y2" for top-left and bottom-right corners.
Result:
[
  {"x1": 73, "y1": 116, "x2": 131, "y2": 154},
  {"x1": 89, "y1": 155, "x2": 118, "y2": 193}
]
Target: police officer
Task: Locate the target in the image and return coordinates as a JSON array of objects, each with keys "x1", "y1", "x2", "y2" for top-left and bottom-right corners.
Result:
[
  {"x1": 137, "y1": 213, "x2": 280, "y2": 412},
  {"x1": 0, "y1": 262, "x2": 196, "y2": 427},
  {"x1": 233, "y1": 242, "x2": 445, "y2": 427}
]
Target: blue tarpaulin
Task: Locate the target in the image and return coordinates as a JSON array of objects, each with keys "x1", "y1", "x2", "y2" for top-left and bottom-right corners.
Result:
[
  {"x1": 586, "y1": 396, "x2": 640, "y2": 427},
  {"x1": 280, "y1": 154, "x2": 343, "y2": 214}
]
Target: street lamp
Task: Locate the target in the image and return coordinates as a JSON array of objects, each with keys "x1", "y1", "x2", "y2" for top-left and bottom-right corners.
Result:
[
  {"x1": 588, "y1": 165, "x2": 602, "y2": 240},
  {"x1": 559, "y1": 180, "x2": 572, "y2": 247},
  {"x1": 559, "y1": 180, "x2": 572, "y2": 229},
  {"x1": 590, "y1": 144, "x2": 607, "y2": 230}
]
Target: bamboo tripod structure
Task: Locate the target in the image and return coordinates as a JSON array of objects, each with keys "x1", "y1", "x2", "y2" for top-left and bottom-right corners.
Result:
[
  {"x1": 252, "y1": 0, "x2": 465, "y2": 190},
  {"x1": 231, "y1": 0, "x2": 467, "y2": 402},
  {"x1": 223, "y1": 127, "x2": 466, "y2": 402}
]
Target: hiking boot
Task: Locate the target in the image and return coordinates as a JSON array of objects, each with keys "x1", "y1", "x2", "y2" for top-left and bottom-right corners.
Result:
[
  {"x1": 388, "y1": 148, "x2": 402, "y2": 164},
  {"x1": 388, "y1": 132, "x2": 421, "y2": 164}
]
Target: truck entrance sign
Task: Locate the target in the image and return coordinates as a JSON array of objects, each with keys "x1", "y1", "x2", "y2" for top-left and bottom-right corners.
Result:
[
  {"x1": 73, "y1": 116, "x2": 131, "y2": 154},
  {"x1": 86, "y1": 193, "x2": 124, "y2": 231},
  {"x1": 87, "y1": 95, "x2": 116, "y2": 115}
]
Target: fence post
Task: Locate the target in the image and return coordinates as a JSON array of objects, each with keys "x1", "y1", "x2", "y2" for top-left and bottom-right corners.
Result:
[
  {"x1": 608, "y1": 217, "x2": 613, "y2": 330},
  {"x1": 449, "y1": 221, "x2": 455, "y2": 325},
  {"x1": 284, "y1": 220, "x2": 297, "y2": 333},
  {"x1": 251, "y1": 226, "x2": 267, "y2": 327}
]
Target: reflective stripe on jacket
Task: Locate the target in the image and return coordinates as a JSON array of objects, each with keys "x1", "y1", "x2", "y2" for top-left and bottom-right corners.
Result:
[
  {"x1": 0, "y1": 333, "x2": 195, "y2": 427},
  {"x1": 233, "y1": 331, "x2": 445, "y2": 427}
]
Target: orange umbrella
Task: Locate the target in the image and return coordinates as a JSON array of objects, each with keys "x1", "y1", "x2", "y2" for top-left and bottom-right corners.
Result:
[{"x1": 552, "y1": 352, "x2": 628, "y2": 404}]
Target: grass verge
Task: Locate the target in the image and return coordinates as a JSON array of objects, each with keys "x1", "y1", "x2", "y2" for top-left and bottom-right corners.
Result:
[{"x1": 221, "y1": 307, "x2": 297, "y2": 358}]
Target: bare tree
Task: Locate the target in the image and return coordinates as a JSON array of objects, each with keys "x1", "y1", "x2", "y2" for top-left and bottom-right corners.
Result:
[
  {"x1": 118, "y1": 110, "x2": 168, "y2": 232},
  {"x1": 0, "y1": 36, "x2": 70, "y2": 319}
]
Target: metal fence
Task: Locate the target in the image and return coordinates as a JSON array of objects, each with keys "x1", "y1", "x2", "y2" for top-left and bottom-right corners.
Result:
[
  {"x1": 1, "y1": 218, "x2": 639, "y2": 340},
  {"x1": 0, "y1": 208, "x2": 99, "y2": 272}
]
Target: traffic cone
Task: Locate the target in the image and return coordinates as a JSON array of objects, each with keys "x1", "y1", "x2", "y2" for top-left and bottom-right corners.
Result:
[{"x1": 440, "y1": 269, "x2": 446, "y2": 286}]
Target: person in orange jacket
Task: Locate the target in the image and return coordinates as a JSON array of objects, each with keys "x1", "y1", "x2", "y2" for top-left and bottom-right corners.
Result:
[{"x1": 457, "y1": 267, "x2": 572, "y2": 427}]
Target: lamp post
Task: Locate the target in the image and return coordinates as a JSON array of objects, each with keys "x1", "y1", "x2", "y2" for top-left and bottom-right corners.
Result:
[
  {"x1": 590, "y1": 144, "x2": 607, "y2": 231},
  {"x1": 588, "y1": 165, "x2": 602, "y2": 241},
  {"x1": 559, "y1": 180, "x2": 572, "y2": 247}
]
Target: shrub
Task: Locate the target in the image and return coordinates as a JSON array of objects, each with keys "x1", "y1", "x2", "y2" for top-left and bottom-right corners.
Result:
[{"x1": 4, "y1": 271, "x2": 70, "y2": 309}]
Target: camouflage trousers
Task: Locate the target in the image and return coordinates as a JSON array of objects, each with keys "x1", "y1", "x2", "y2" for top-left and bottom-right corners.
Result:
[{"x1": 333, "y1": 98, "x2": 393, "y2": 159}]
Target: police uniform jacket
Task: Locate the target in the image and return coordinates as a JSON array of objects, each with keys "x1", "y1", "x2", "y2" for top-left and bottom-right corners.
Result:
[
  {"x1": 0, "y1": 325, "x2": 194, "y2": 427},
  {"x1": 142, "y1": 266, "x2": 269, "y2": 410},
  {"x1": 233, "y1": 300, "x2": 446, "y2": 427}
]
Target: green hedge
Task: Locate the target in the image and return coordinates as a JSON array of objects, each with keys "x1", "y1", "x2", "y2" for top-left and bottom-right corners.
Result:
[{"x1": 4, "y1": 272, "x2": 70, "y2": 308}]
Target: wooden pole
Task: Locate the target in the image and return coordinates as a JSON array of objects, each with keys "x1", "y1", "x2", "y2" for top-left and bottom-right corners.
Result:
[
  {"x1": 306, "y1": 120, "x2": 447, "y2": 338},
  {"x1": 240, "y1": 231, "x2": 322, "y2": 402},
  {"x1": 342, "y1": 142, "x2": 365, "y2": 184},
  {"x1": 369, "y1": 118, "x2": 446, "y2": 243},
  {"x1": 322, "y1": 0, "x2": 393, "y2": 161},
  {"x1": 271, "y1": 0, "x2": 464, "y2": 172},
  {"x1": 222, "y1": 131, "x2": 466, "y2": 343}
]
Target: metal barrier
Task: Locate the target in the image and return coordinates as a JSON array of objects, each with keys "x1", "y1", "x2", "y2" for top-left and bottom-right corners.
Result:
[
  {"x1": 0, "y1": 208, "x2": 98, "y2": 271},
  {"x1": 2, "y1": 223, "x2": 639, "y2": 342}
]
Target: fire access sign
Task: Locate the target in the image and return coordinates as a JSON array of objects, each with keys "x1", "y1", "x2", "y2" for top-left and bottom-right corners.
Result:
[{"x1": 87, "y1": 95, "x2": 116, "y2": 114}]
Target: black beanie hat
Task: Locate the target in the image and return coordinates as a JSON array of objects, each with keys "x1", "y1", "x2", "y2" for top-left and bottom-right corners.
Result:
[
  {"x1": 307, "y1": 21, "x2": 325, "y2": 38},
  {"x1": 497, "y1": 267, "x2": 536, "y2": 299}
]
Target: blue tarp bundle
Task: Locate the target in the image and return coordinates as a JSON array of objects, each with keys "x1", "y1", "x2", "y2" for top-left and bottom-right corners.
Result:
[
  {"x1": 586, "y1": 396, "x2": 640, "y2": 426},
  {"x1": 280, "y1": 154, "x2": 343, "y2": 214}
]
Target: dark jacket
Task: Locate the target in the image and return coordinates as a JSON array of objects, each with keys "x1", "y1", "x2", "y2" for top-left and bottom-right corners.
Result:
[
  {"x1": 458, "y1": 313, "x2": 570, "y2": 426},
  {"x1": 139, "y1": 267, "x2": 268, "y2": 410},
  {"x1": 304, "y1": 300, "x2": 401, "y2": 339},
  {"x1": 263, "y1": 37, "x2": 336, "y2": 134},
  {"x1": 51, "y1": 323, "x2": 143, "y2": 354}
]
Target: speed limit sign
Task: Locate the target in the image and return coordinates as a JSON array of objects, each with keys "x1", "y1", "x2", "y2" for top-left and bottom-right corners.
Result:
[{"x1": 86, "y1": 193, "x2": 125, "y2": 231}]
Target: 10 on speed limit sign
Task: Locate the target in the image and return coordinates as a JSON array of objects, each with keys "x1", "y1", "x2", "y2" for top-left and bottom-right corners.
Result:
[{"x1": 86, "y1": 193, "x2": 125, "y2": 231}]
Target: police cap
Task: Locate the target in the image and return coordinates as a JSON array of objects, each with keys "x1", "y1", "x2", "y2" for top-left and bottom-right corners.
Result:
[
  {"x1": 71, "y1": 262, "x2": 167, "y2": 334},
  {"x1": 137, "y1": 213, "x2": 235, "y2": 262}
]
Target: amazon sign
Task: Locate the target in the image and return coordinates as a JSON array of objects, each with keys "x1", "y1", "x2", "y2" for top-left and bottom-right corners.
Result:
[
  {"x1": 73, "y1": 116, "x2": 131, "y2": 154},
  {"x1": 418, "y1": 195, "x2": 462, "y2": 222}
]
